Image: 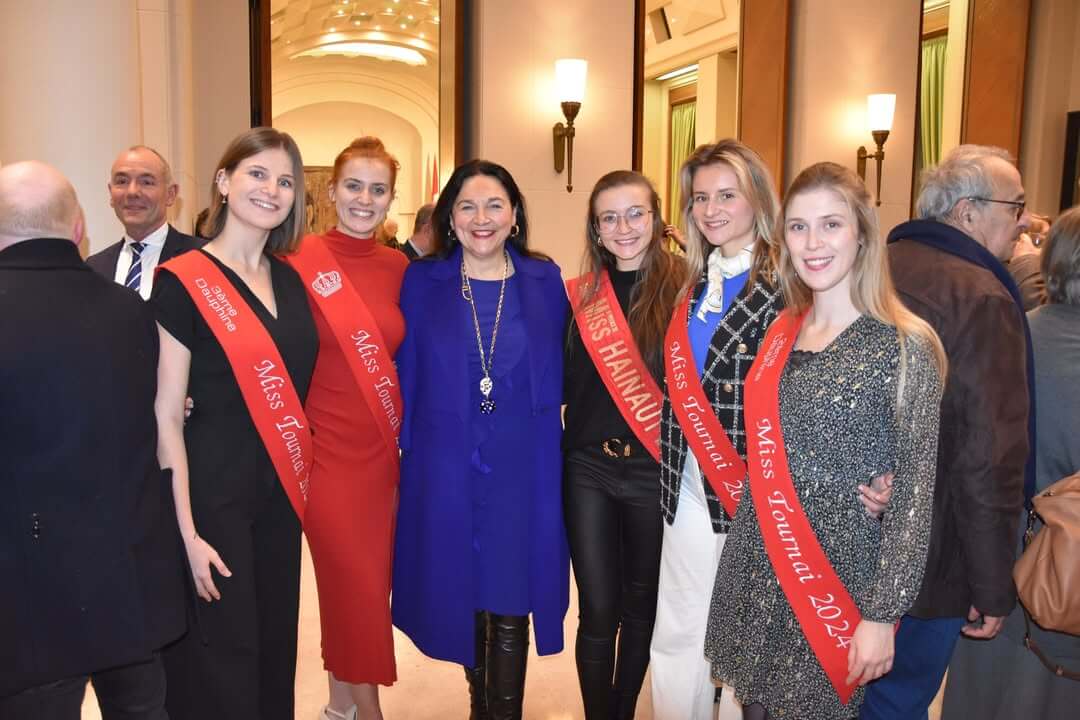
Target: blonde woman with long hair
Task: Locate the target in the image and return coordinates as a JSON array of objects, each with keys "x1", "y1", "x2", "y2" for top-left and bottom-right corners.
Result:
[
  {"x1": 704, "y1": 161, "x2": 946, "y2": 720},
  {"x1": 650, "y1": 139, "x2": 783, "y2": 720}
]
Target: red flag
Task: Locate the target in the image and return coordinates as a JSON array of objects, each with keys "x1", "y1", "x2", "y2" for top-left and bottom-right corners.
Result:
[{"x1": 430, "y1": 155, "x2": 439, "y2": 201}]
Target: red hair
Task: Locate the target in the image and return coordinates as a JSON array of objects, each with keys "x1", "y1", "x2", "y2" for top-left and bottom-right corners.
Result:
[{"x1": 331, "y1": 136, "x2": 400, "y2": 190}]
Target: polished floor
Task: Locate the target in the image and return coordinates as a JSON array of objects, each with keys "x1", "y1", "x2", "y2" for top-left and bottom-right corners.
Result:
[{"x1": 82, "y1": 540, "x2": 943, "y2": 719}]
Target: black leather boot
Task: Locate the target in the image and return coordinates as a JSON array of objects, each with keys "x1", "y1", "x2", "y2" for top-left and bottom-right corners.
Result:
[
  {"x1": 465, "y1": 611, "x2": 490, "y2": 720},
  {"x1": 485, "y1": 613, "x2": 529, "y2": 720}
]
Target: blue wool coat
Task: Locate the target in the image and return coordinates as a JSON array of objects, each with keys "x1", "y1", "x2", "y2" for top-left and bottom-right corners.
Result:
[{"x1": 391, "y1": 244, "x2": 570, "y2": 667}]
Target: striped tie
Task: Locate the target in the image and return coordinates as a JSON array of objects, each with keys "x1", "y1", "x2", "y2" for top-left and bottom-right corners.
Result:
[{"x1": 124, "y1": 241, "x2": 146, "y2": 292}]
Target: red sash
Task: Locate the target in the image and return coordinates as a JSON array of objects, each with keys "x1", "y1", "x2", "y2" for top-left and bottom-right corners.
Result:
[
  {"x1": 663, "y1": 290, "x2": 747, "y2": 517},
  {"x1": 744, "y1": 310, "x2": 860, "y2": 704},
  {"x1": 287, "y1": 235, "x2": 402, "y2": 466},
  {"x1": 566, "y1": 271, "x2": 663, "y2": 462},
  {"x1": 161, "y1": 251, "x2": 313, "y2": 523}
]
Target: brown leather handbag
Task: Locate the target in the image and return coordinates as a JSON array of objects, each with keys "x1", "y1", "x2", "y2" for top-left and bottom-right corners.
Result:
[{"x1": 1013, "y1": 470, "x2": 1080, "y2": 678}]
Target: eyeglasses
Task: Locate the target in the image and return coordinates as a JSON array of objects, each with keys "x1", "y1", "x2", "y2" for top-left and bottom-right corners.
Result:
[
  {"x1": 968, "y1": 197, "x2": 1026, "y2": 220},
  {"x1": 595, "y1": 206, "x2": 652, "y2": 235}
]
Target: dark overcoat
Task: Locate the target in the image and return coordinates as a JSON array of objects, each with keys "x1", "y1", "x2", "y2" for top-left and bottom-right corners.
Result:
[{"x1": 0, "y1": 238, "x2": 186, "y2": 696}]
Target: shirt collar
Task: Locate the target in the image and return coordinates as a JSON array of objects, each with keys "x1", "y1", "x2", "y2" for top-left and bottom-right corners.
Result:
[{"x1": 124, "y1": 222, "x2": 170, "y2": 248}]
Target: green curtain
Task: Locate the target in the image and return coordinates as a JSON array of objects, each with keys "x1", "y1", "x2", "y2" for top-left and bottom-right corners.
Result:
[
  {"x1": 669, "y1": 102, "x2": 697, "y2": 229},
  {"x1": 920, "y1": 36, "x2": 948, "y2": 170}
]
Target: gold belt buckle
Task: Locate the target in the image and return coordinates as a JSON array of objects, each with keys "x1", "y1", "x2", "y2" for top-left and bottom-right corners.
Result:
[{"x1": 601, "y1": 438, "x2": 632, "y2": 458}]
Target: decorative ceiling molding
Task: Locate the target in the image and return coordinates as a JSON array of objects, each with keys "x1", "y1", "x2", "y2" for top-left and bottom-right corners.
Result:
[{"x1": 270, "y1": 0, "x2": 440, "y2": 67}]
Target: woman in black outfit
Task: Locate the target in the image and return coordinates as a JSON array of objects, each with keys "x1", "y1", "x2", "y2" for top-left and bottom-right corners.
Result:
[
  {"x1": 563, "y1": 170, "x2": 688, "y2": 719},
  {"x1": 154, "y1": 128, "x2": 318, "y2": 719}
]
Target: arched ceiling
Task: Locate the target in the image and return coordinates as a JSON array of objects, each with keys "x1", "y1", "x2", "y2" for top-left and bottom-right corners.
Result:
[{"x1": 269, "y1": 0, "x2": 440, "y2": 80}]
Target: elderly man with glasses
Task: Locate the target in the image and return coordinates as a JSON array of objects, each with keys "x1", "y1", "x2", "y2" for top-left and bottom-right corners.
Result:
[{"x1": 858, "y1": 145, "x2": 1034, "y2": 720}]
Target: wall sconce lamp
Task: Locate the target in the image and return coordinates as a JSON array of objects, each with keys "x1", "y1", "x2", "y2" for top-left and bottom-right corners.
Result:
[
  {"x1": 553, "y1": 58, "x2": 587, "y2": 193},
  {"x1": 856, "y1": 93, "x2": 896, "y2": 207}
]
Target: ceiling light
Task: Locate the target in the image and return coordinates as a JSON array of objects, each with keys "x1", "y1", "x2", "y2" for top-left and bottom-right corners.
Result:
[
  {"x1": 407, "y1": 14, "x2": 414, "y2": 20},
  {"x1": 337, "y1": 10, "x2": 344, "y2": 15},
  {"x1": 293, "y1": 41, "x2": 427, "y2": 65},
  {"x1": 354, "y1": 20, "x2": 361, "y2": 25},
  {"x1": 399, "y1": 23, "x2": 406, "y2": 28},
  {"x1": 655, "y1": 63, "x2": 697, "y2": 81}
]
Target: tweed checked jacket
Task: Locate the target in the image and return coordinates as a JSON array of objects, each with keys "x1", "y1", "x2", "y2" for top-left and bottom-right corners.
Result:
[{"x1": 660, "y1": 276, "x2": 782, "y2": 533}]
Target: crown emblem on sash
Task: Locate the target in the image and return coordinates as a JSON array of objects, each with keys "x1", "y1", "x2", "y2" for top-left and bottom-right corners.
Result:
[{"x1": 311, "y1": 270, "x2": 342, "y2": 298}]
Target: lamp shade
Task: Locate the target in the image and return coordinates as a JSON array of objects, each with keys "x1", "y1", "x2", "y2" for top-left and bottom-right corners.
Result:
[
  {"x1": 555, "y1": 58, "x2": 588, "y2": 104},
  {"x1": 866, "y1": 94, "x2": 896, "y2": 132}
]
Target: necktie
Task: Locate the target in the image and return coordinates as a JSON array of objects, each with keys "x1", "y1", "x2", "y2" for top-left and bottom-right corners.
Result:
[
  {"x1": 696, "y1": 247, "x2": 753, "y2": 320},
  {"x1": 125, "y1": 241, "x2": 146, "y2": 292}
]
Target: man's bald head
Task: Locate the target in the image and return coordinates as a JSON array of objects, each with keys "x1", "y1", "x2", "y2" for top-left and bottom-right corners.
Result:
[{"x1": 0, "y1": 161, "x2": 84, "y2": 251}]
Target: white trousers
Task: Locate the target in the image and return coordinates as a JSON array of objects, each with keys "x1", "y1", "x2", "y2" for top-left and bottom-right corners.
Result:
[{"x1": 649, "y1": 464, "x2": 741, "y2": 720}]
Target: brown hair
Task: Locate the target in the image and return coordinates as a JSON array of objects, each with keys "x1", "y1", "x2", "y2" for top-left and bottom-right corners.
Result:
[
  {"x1": 332, "y1": 136, "x2": 400, "y2": 191},
  {"x1": 204, "y1": 127, "x2": 306, "y2": 254},
  {"x1": 777, "y1": 162, "x2": 947, "y2": 389},
  {"x1": 1042, "y1": 206, "x2": 1080, "y2": 305},
  {"x1": 678, "y1": 139, "x2": 781, "y2": 295},
  {"x1": 574, "y1": 170, "x2": 688, "y2": 370}
]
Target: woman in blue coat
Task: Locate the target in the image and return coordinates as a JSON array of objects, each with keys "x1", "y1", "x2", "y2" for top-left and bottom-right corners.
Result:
[{"x1": 392, "y1": 159, "x2": 570, "y2": 720}]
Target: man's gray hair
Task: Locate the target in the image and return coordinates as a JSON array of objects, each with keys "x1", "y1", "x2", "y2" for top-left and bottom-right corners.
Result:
[
  {"x1": 915, "y1": 144, "x2": 1015, "y2": 222},
  {"x1": 119, "y1": 144, "x2": 175, "y2": 186},
  {"x1": 413, "y1": 203, "x2": 435, "y2": 234}
]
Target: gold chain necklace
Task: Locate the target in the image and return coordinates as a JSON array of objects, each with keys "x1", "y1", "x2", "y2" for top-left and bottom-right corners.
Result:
[{"x1": 461, "y1": 251, "x2": 509, "y2": 414}]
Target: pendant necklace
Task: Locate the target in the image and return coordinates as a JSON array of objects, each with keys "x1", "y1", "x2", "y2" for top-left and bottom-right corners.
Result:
[{"x1": 461, "y1": 251, "x2": 509, "y2": 414}]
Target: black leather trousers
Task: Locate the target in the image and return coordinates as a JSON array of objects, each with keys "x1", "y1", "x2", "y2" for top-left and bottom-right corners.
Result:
[
  {"x1": 464, "y1": 610, "x2": 530, "y2": 720},
  {"x1": 564, "y1": 441, "x2": 663, "y2": 720}
]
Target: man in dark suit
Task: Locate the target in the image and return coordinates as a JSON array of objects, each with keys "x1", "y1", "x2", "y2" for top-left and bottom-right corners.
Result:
[
  {"x1": 0, "y1": 161, "x2": 186, "y2": 719},
  {"x1": 399, "y1": 203, "x2": 435, "y2": 260},
  {"x1": 87, "y1": 145, "x2": 195, "y2": 299}
]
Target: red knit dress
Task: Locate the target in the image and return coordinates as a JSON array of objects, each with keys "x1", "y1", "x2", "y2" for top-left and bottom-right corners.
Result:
[{"x1": 302, "y1": 228, "x2": 408, "y2": 685}]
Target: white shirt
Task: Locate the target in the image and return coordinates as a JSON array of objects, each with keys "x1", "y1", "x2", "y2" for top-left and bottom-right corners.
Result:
[{"x1": 112, "y1": 223, "x2": 169, "y2": 300}]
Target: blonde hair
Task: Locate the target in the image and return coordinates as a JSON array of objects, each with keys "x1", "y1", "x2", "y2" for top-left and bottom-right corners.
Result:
[
  {"x1": 678, "y1": 139, "x2": 781, "y2": 296},
  {"x1": 778, "y1": 162, "x2": 947, "y2": 397}
]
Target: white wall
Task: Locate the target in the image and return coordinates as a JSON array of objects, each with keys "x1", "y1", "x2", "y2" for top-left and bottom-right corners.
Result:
[
  {"x1": 0, "y1": 0, "x2": 249, "y2": 254},
  {"x1": 191, "y1": 0, "x2": 251, "y2": 219},
  {"x1": 469, "y1": 0, "x2": 636, "y2": 277},
  {"x1": 696, "y1": 53, "x2": 738, "y2": 148},
  {"x1": 274, "y1": 101, "x2": 424, "y2": 229},
  {"x1": 785, "y1": 0, "x2": 921, "y2": 233},
  {"x1": 1020, "y1": 0, "x2": 1080, "y2": 216},
  {"x1": 0, "y1": 0, "x2": 141, "y2": 253}
]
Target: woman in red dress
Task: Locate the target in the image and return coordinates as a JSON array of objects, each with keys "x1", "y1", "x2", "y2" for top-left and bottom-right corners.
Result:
[{"x1": 290, "y1": 137, "x2": 408, "y2": 720}]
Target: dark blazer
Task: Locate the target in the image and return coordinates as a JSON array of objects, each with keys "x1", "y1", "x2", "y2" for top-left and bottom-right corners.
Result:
[
  {"x1": 391, "y1": 245, "x2": 570, "y2": 666},
  {"x1": 397, "y1": 239, "x2": 422, "y2": 261},
  {"x1": 659, "y1": 275, "x2": 782, "y2": 533},
  {"x1": 0, "y1": 238, "x2": 187, "y2": 696},
  {"x1": 86, "y1": 224, "x2": 196, "y2": 281},
  {"x1": 889, "y1": 221, "x2": 1030, "y2": 619}
]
